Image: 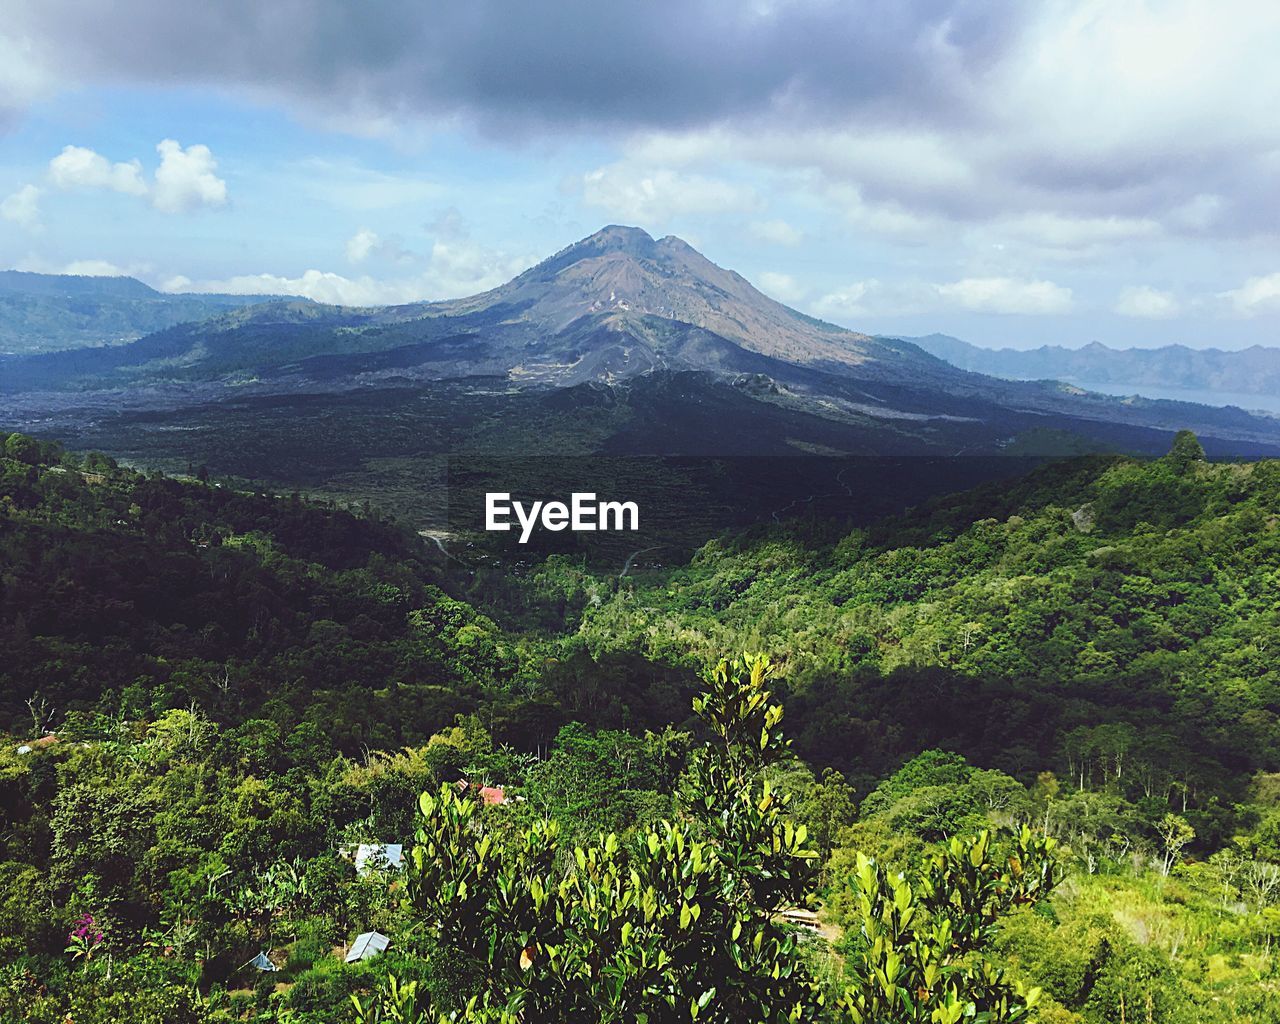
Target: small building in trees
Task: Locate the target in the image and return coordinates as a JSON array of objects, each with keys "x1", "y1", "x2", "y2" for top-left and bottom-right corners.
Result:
[
  {"x1": 15, "y1": 734, "x2": 58, "y2": 755},
  {"x1": 454, "y1": 777, "x2": 510, "y2": 806},
  {"x1": 479, "y1": 785, "x2": 507, "y2": 806},
  {"x1": 345, "y1": 931, "x2": 390, "y2": 963},
  {"x1": 341, "y1": 842, "x2": 404, "y2": 875}
]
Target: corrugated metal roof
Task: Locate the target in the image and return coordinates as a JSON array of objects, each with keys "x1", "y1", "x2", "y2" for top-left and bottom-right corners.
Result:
[
  {"x1": 352, "y1": 843, "x2": 403, "y2": 874},
  {"x1": 345, "y1": 931, "x2": 390, "y2": 962}
]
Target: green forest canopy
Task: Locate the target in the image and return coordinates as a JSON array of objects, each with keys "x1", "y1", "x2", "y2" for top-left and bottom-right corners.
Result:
[{"x1": 2, "y1": 430, "x2": 1280, "y2": 1021}]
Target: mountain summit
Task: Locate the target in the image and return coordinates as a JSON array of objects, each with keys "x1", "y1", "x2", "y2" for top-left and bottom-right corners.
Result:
[{"x1": 434, "y1": 224, "x2": 923, "y2": 377}]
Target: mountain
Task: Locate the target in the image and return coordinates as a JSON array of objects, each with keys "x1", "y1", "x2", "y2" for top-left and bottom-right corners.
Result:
[
  {"x1": 422, "y1": 224, "x2": 949, "y2": 382},
  {"x1": 0, "y1": 270, "x2": 302, "y2": 356},
  {"x1": 904, "y1": 333, "x2": 1280, "y2": 403},
  {"x1": 4, "y1": 227, "x2": 1280, "y2": 500},
  {"x1": 0, "y1": 270, "x2": 160, "y2": 300},
  {"x1": 0, "y1": 227, "x2": 953, "y2": 391}
]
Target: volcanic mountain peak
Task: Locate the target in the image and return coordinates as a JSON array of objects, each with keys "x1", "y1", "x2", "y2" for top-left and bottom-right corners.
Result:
[
  {"x1": 564, "y1": 223, "x2": 661, "y2": 257},
  {"x1": 431, "y1": 224, "x2": 901, "y2": 373}
]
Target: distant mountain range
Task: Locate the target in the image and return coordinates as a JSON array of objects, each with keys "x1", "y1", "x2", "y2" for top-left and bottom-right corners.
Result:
[
  {"x1": 902, "y1": 333, "x2": 1280, "y2": 401},
  {"x1": 3, "y1": 228, "x2": 1280, "y2": 514},
  {"x1": 0, "y1": 270, "x2": 299, "y2": 356}
]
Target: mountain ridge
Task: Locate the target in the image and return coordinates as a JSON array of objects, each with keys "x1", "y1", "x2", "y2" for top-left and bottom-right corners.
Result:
[
  {"x1": 903, "y1": 332, "x2": 1280, "y2": 399},
  {"x1": 275, "y1": 224, "x2": 946, "y2": 382},
  {"x1": 0, "y1": 270, "x2": 306, "y2": 356}
]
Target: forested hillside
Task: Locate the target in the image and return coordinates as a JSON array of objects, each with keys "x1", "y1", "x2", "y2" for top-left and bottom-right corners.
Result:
[
  {"x1": 564, "y1": 434, "x2": 1280, "y2": 806},
  {"x1": 3, "y1": 432, "x2": 1280, "y2": 1021}
]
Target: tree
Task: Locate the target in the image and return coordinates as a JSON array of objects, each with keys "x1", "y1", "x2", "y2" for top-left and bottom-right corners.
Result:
[
  {"x1": 385, "y1": 653, "x2": 818, "y2": 1023},
  {"x1": 3, "y1": 432, "x2": 41, "y2": 466},
  {"x1": 839, "y1": 827, "x2": 1059, "y2": 1024},
  {"x1": 357, "y1": 655, "x2": 1061, "y2": 1024},
  {"x1": 1155, "y1": 814, "x2": 1195, "y2": 876},
  {"x1": 1166, "y1": 430, "x2": 1206, "y2": 474}
]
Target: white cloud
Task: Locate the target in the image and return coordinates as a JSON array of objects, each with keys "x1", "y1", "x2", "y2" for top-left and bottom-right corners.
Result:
[
  {"x1": 749, "y1": 219, "x2": 803, "y2": 246},
  {"x1": 151, "y1": 139, "x2": 227, "y2": 212},
  {"x1": 1167, "y1": 193, "x2": 1224, "y2": 233},
  {"x1": 813, "y1": 279, "x2": 936, "y2": 319},
  {"x1": 936, "y1": 277, "x2": 1073, "y2": 315},
  {"x1": 343, "y1": 226, "x2": 414, "y2": 265},
  {"x1": 60, "y1": 258, "x2": 130, "y2": 276},
  {"x1": 612, "y1": 5, "x2": 1280, "y2": 247},
  {"x1": 1219, "y1": 272, "x2": 1280, "y2": 316},
  {"x1": 345, "y1": 227, "x2": 381, "y2": 264},
  {"x1": 49, "y1": 145, "x2": 147, "y2": 195},
  {"x1": 0, "y1": 31, "x2": 53, "y2": 127},
  {"x1": 165, "y1": 236, "x2": 534, "y2": 306},
  {"x1": 580, "y1": 163, "x2": 760, "y2": 224},
  {"x1": 1, "y1": 183, "x2": 40, "y2": 228},
  {"x1": 815, "y1": 275, "x2": 1073, "y2": 320},
  {"x1": 424, "y1": 237, "x2": 531, "y2": 297},
  {"x1": 1114, "y1": 285, "x2": 1180, "y2": 319},
  {"x1": 814, "y1": 281, "x2": 878, "y2": 319},
  {"x1": 174, "y1": 269, "x2": 393, "y2": 306},
  {"x1": 822, "y1": 181, "x2": 942, "y2": 241},
  {"x1": 756, "y1": 271, "x2": 806, "y2": 304},
  {"x1": 43, "y1": 139, "x2": 226, "y2": 213},
  {"x1": 995, "y1": 213, "x2": 1161, "y2": 251}
]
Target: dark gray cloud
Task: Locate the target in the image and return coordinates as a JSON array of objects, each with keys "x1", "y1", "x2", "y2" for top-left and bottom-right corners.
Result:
[
  {"x1": 6, "y1": 0, "x2": 1280, "y2": 249},
  {"x1": 5, "y1": 0, "x2": 1026, "y2": 134}
]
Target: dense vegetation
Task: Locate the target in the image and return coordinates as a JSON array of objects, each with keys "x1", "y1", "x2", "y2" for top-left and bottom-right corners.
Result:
[{"x1": 2, "y1": 430, "x2": 1280, "y2": 1021}]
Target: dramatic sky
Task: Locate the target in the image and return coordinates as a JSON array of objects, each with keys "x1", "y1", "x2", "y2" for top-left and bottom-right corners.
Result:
[{"x1": 2, "y1": 0, "x2": 1279, "y2": 349}]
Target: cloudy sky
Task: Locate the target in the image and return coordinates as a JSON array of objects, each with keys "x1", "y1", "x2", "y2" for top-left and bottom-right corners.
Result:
[{"x1": 2, "y1": 0, "x2": 1279, "y2": 349}]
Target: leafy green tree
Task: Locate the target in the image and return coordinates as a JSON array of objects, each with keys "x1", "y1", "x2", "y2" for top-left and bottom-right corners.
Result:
[
  {"x1": 381, "y1": 653, "x2": 818, "y2": 1023},
  {"x1": 1165, "y1": 430, "x2": 1206, "y2": 474},
  {"x1": 357, "y1": 656, "x2": 1060, "y2": 1024},
  {"x1": 1155, "y1": 813, "x2": 1195, "y2": 876},
  {"x1": 3, "y1": 433, "x2": 41, "y2": 466},
  {"x1": 838, "y1": 828, "x2": 1059, "y2": 1024}
]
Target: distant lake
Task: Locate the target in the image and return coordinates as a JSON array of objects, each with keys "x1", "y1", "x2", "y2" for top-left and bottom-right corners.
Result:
[{"x1": 1069, "y1": 380, "x2": 1280, "y2": 417}]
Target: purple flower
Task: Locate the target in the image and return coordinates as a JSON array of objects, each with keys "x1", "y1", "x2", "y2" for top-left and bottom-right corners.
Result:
[{"x1": 65, "y1": 914, "x2": 103, "y2": 958}]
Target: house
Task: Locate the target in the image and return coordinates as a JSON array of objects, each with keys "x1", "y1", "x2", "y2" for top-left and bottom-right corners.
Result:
[
  {"x1": 15, "y1": 734, "x2": 58, "y2": 755},
  {"x1": 342, "y1": 842, "x2": 404, "y2": 875},
  {"x1": 247, "y1": 951, "x2": 278, "y2": 972},
  {"x1": 777, "y1": 907, "x2": 841, "y2": 943},
  {"x1": 454, "y1": 777, "x2": 510, "y2": 807},
  {"x1": 778, "y1": 908, "x2": 821, "y2": 933},
  {"x1": 345, "y1": 931, "x2": 390, "y2": 963}
]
